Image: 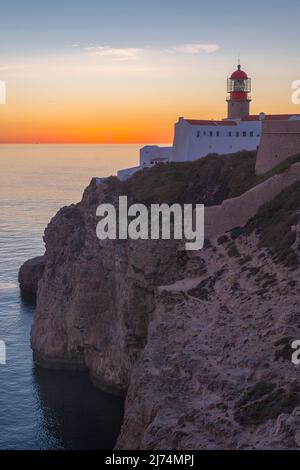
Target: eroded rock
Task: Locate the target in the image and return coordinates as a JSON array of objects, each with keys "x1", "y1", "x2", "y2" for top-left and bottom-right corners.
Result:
[{"x1": 18, "y1": 256, "x2": 45, "y2": 300}]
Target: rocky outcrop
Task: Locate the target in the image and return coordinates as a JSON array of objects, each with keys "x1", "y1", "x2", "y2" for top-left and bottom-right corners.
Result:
[
  {"x1": 117, "y1": 231, "x2": 300, "y2": 449},
  {"x1": 19, "y1": 256, "x2": 45, "y2": 299},
  {"x1": 27, "y1": 165, "x2": 300, "y2": 449}
]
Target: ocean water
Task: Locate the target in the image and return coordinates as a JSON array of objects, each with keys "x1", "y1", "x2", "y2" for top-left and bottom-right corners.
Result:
[{"x1": 0, "y1": 144, "x2": 140, "y2": 450}]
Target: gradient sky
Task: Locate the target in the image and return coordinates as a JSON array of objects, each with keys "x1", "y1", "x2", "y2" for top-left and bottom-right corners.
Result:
[{"x1": 1, "y1": 0, "x2": 300, "y2": 143}]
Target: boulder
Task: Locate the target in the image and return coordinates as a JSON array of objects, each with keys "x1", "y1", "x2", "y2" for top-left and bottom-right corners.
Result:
[{"x1": 18, "y1": 256, "x2": 45, "y2": 299}]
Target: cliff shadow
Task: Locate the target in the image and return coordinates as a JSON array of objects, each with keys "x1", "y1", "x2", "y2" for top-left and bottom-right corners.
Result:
[{"x1": 32, "y1": 367, "x2": 124, "y2": 449}]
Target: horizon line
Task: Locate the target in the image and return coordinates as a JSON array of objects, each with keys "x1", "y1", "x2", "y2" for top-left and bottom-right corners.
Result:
[{"x1": 0, "y1": 141, "x2": 172, "y2": 145}]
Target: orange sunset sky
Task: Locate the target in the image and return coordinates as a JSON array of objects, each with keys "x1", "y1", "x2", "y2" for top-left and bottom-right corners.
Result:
[{"x1": 1, "y1": 1, "x2": 300, "y2": 144}]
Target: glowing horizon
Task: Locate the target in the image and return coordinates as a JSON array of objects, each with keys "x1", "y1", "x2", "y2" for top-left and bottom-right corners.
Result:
[{"x1": 1, "y1": 0, "x2": 300, "y2": 144}]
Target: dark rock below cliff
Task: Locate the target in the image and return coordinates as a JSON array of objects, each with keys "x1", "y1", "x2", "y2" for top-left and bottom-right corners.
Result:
[{"x1": 18, "y1": 256, "x2": 45, "y2": 300}]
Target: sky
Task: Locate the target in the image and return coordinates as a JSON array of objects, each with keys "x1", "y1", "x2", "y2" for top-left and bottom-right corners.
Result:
[{"x1": 0, "y1": 0, "x2": 300, "y2": 143}]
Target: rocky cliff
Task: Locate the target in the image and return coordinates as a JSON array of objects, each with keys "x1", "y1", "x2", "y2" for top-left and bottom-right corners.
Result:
[
  {"x1": 22, "y1": 152, "x2": 300, "y2": 449},
  {"x1": 18, "y1": 256, "x2": 44, "y2": 300},
  {"x1": 30, "y1": 180, "x2": 186, "y2": 393}
]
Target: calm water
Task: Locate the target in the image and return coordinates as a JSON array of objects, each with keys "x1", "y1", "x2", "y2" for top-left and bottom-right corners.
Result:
[{"x1": 0, "y1": 144, "x2": 140, "y2": 449}]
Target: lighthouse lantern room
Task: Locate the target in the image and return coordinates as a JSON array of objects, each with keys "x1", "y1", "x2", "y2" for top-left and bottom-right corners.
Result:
[{"x1": 226, "y1": 64, "x2": 251, "y2": 119}]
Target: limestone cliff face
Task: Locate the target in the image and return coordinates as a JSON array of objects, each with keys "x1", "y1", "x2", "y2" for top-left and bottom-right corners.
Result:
[
  {"x1": 117, "y1": 232, "x2": 300, "y2": 449},
  {"x1": 28, "y1": 172, "x2": 300, "y2": 449},
  {"x1": 30, "y1": 179, "x2": 184, "y2": 393}
]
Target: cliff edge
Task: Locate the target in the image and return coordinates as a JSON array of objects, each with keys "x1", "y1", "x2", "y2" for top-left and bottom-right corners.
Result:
[{"x1": 23, "y1": 151, "x2": 300, "y2": 449}]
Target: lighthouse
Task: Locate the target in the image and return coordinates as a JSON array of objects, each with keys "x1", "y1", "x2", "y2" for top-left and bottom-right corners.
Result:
[
  {"x1": 117, "y1": 62, "x2": 300, "y2": 179},
  {"x1": 226, "y1": 64, "x2": 251, "y2": 119}
]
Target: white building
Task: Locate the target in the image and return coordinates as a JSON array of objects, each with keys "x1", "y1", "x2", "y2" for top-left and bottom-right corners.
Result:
[{"x1": 117, "y1": 64, "x2": 300, "y2": 180}]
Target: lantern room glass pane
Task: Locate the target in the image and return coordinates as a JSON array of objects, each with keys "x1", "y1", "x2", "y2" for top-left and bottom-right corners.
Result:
[{"x1": 227, "y1": 78, "x2": 251, "y2": 93}]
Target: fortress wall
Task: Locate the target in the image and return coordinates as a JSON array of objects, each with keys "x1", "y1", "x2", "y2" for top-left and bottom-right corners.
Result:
[
  {"x1": 255, "y1": 120, "x2": 300, "y2": 175},
  {"x1": 204, "y1": 162, "x2": 300, "y2": 240}
]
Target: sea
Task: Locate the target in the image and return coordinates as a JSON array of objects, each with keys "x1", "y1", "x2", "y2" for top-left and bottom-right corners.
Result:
[{"x1": 0, "y1": 144, "x2": 140, "y2": 449}]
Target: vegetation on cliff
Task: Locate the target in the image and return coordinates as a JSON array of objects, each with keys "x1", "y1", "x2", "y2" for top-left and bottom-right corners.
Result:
[
  {"x1": 123, "y1": 150, "x2": 257, "y2": 205},
  {"x1": 245, "y1": 181, "x2": 300, "y2": 267},
  {"x1": 105, "y1": 151, "x2": 300, "y2": 208},
  {"x1": 102, "y1": 151, "x2": 300, "y2": 267}
]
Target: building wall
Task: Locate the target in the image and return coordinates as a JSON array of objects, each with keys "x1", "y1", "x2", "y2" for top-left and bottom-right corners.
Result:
[
  {"x1": 255, "y1": 120, "x2": 300, "y2": 175},
  {"x1": 140, "y1": 145, "x2": 173, "y2": 165},
  {"x1": 172, "y1": 119, "x2": 261, "y2": 162},
  {"x1": 117, "y1": 165, "x2": 142, "y2": 181},
  {"x1": 172, "y1": 118, "x2": 191, "y2": 162}
]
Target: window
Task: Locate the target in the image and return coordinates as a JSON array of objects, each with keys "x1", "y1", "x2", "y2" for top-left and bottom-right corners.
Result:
[
  {"x1": 229, "y1": 131, "x2": 232, "y2": 137},
  {"x1": 209, "y1": 131, "x2": 213, "y2": 137},
  {"x1": 243, "y1": 131, "x2": 247, "y2": 137},
  {"x1": 250, "y1": 131, "x2": 254, "y2": 137},
  {"x1": 197, "y1": 131, "x2": 200, "y2": 138},
  {"x1": 216, "y1": 131, "x2": 220, "y2": 137},
  {"x1": 236, "y1": 131, "x2": 239, "y2": 137}
]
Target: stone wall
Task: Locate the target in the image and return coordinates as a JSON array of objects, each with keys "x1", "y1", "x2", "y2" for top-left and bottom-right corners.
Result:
[
  {"x1": 204, "y1": 162, "x2": 300, "y2": 240},
  {"x1": 255, "y1": 120, "x2": 300, "y2": 175}
]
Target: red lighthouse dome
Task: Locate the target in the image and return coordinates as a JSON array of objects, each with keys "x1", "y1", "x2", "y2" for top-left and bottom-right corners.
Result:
[{"x1": 230, "y1": 64, "x2": 248, "y2": 80}]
